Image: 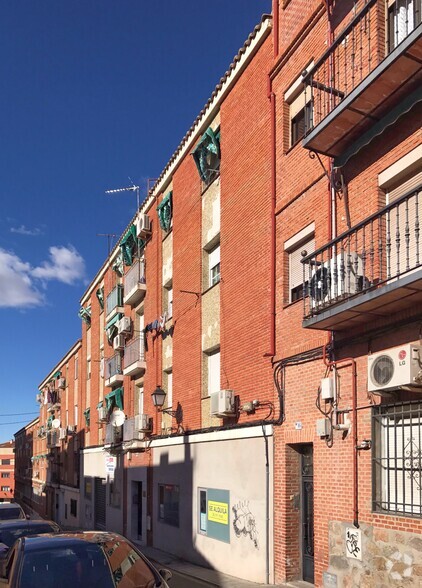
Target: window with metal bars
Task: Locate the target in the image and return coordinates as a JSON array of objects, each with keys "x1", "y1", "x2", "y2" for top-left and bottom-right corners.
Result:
[
  {"x1": 372, "y1": 401, "x2": 422, "y2": 517},
  {"x1": 388, "y1": 0, "x2": 421, "y2": 52}
]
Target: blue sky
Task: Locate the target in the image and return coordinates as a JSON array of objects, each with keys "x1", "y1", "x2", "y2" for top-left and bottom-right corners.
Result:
[{"x1": 0, "y1": 1, "x2": 271, "y2": 441}]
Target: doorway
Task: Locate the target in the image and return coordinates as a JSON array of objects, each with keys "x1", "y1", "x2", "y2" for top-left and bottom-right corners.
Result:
[
  {"x1": 131, "y1": 481, "x2": 143, "y2": 541},
  {"x1": 300, "y1": 445, "x2": 314, "y2": 583}
]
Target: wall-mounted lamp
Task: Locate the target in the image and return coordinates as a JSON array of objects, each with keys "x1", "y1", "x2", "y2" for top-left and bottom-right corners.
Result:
[{"x1": 151, "y1": 386, "x2": 183, "y2": 423}]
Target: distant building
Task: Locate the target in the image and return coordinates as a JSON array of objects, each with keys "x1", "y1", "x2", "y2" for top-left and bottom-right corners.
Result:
[{"x1": 0, "y1": 441, "x2": 15, "y2": 502}]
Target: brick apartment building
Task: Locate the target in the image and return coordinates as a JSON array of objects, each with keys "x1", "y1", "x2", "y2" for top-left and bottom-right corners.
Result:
[
  {"x1": 16, "y1": 1, "x2": 422, "y2": 586},
  {"x1": 0, "y1": 441, "x2": 15, "y2": 502}
]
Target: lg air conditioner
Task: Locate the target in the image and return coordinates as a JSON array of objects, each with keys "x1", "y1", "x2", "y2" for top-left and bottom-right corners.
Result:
[
  {"x1": 57, "y1": 378, "x2": 66, "y2": 389},
  {"x1": 309, "y1": 252, "x2": 364, "y2": 307},
  {"x1": 118, "y1": 316, "x2": 132, "y2": 335},
  {"x1": 136, "y1": 214, "x2": 152, "y2": 238},
  {"x1": 368, "y1": 344, "x2": 422, "y2": 393},
  {"x1": 98, "y1": 407, "x2": 108, "y2": 422},
  {"x1": 210, "y1": 390, "x2": 236, "y2": 417},
  {"x1": 59, "y1": 428, "x2": 67, "y2": 440},
  {"x1": 113, "y1": 334, "x2": 125, "y2": 351}
]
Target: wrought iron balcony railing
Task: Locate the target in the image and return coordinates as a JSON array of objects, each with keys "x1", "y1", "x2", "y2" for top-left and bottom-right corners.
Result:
[
  {"x1": 301, "y1": 186, "x2": 422, "y2": 319},
  {"x1": 303, "y1": 0, "x2": 421, "y2": 134}
]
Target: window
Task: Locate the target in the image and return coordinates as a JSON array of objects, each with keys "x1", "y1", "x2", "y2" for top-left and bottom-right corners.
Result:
[
  {"x1": 70, "y1": 499, "x2": 77, "y2": 517},
  {"x1": 207, "y1": 350, "x2": 220, "y2": 396},
  {"x1": 84, "y1": 408, "x2": 90, "y2": 428},
  {"x1": 388, "y1": 0, "x2": 421, "y2": 51},
  {"x1": 87, "y1": 358, "x2": 91, "y2": 380},
  {"x1": 1, "y1": 474, "x2": 10, "y2": 479},
  {"x1": 157, "y1": 191, "x2": 172, "y2": 232},
  {"x1": 192, "y1": 126, "x2": 221, "y2": 187},
  {"x1": 136, "y1": 385, "x2": 144, "y2": 416},
  {"x1": 209, "y1": 245, "x2": 220, "y2": 287},
  {"x1": 1, "y1": 487, "x2": 10, "y2": 492},
  {"x1": 285, "y1": 64, "x2": 313, "y2": 148},
  {"x1": 1, "y1": 460, "x2": 10, "y2": 466},
  {"x1": 373, "y1": 401, "x2": 422, "y2": 517},
  {"x1": 285, "y1": 224, "x2": 315, "y2": 303},
  {"x1": 166, "y1": 371, "x2": 173, "y2": 409},
  {"x1": 291, "y1": 105, "x2": 312, "y2": 146},
  {"x1": 158, "y1": 484, "x2": 179, "y2": 527},
  {"x1": 74, "y1": 357, "x2": 78, "y2": 380}
]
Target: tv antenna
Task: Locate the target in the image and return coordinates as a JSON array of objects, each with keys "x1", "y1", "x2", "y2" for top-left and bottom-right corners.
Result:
[
  {"x1": 97, "y1": 233, "x2": 118, "y2": 257},
  {"x1": 105, "y1": 179, "x2": 140, "y2": 211}
]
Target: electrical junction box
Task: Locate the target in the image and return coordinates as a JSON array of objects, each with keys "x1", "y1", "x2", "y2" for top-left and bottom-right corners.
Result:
[
  {"x1": 321, "y1": 377, "x2": 335, "y2": 400},
  {"x1": 316, "y1": 418, "x2": 331, "y2": 437}
]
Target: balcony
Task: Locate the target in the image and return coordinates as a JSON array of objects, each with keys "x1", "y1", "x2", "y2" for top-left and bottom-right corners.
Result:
[
  {"x1": 302, "y1": 0, "x2": 422, "y2": 158},
  {"x1": 123, "y1": 260, "x2": 146, "y2": 306},
  {"x1": 105, "y1": 354, "x2": 124, "y2": 388},
  {"x1": 123, "y1": 336, "x2": 146, "y2": 377},
  {"x1": 302, "y1": 185, "x2": 422, "y2": 330},
  {"x1": 106, "y1": 285, "x2": 124, "y2": 323}
]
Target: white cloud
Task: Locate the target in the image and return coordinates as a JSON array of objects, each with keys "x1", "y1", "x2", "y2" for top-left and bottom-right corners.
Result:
[
  {"x1": 0, "y1": 250, "x2": 43, "y2": 308},
  {"x1": 0, "y1": 245, "x2": 86, "y2": 309},
  {"x1": 10, "y1": 224, "x2": 43, "y2": 236},
  {"x1": 31, "y1": 246, "x2": 86, "y2": 285}
]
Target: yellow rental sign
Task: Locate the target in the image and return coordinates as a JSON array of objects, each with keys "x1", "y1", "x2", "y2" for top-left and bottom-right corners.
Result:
[{"x1": 208, "y1": 500, "x2": 229, "y2": 525}]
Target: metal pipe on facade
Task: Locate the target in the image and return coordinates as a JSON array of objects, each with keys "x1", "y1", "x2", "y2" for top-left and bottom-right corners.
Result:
[
  {"x1": 264, "y1": 74, "x2": 277, "y2": 359},
  {"x1": 323, "y1": 344, "x2": 359, "y2": 527}
]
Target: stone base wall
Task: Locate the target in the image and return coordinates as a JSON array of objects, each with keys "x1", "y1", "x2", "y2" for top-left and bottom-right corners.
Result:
[{"x1": 327, "y1": 521, "x2": 422, "y2": 587}]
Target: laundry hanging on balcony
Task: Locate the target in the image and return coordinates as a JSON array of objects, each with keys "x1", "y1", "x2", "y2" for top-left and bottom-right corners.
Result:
[
  {"x1": 120, "y1": 224, "x2": 145, "y2": 266},
  {"x1": 192, "y1": 127, "x2": 220, "y2": 183},
  {"x1": 157, "y1": 191, "x2": 172, "y2": 231},
  {"x1": 78, "y1": 305, "x2": 91, "y2": 326}
]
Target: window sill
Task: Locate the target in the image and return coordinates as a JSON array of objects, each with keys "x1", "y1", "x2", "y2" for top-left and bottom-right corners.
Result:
[
  {"x1": 285, "y1": 138, "x2": 304, "y2": 156},
  {"x1": 202, "y1": 280, "x2": 220, "y2": 296}
]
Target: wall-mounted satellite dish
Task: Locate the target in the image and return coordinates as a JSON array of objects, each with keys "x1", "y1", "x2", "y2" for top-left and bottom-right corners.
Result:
[
  {"x1": 109, "y1": 409, "x2": 125, "y2": 428},
  {"x1": 52, "y1": 419, "x2": 61, "y2": 429}
]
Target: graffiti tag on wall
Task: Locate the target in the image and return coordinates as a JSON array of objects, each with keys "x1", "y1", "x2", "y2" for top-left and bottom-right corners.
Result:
[{"x1": 232, "y1": 500, "x2": 259, "y2": 549}]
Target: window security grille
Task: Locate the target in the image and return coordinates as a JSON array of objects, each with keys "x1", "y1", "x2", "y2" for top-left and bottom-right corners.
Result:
[{"x1": 373, "y1": 401, "x2": 422, "y2": 517}]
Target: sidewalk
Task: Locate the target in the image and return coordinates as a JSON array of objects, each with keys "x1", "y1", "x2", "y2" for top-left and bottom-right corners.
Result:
[{"x1": 141, "y1": 545, "x2": 296, "y2": 588}]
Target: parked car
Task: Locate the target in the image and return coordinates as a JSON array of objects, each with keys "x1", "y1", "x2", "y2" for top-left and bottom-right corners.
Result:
[
  {"x1": 0, "y1": 520, "x2": 61, "y2": 561},
  {"x1": 0, "y1": 531, "x2": 172, "y2": 587},
  {"x1": 0, "y1": 506, "x2": 25, "y2": 522}
]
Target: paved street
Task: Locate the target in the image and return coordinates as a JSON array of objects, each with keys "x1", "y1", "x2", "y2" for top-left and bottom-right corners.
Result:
[{"x1": 165, "y1": 569, "x2": 213, "y2": 588}]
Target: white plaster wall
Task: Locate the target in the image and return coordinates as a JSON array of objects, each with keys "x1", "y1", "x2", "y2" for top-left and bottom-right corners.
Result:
[
  {"x1": 60, "y1": 485, "x2": 80, "y2": 529},
  {"x1": 80, "y1": 448, "x2": 123, "y2": 534},
  {"x1": 152, "y1": 428, "x2": 273, "y2": 584}
]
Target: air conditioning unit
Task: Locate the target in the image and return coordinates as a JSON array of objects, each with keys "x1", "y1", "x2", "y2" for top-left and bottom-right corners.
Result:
[
  {"x1": 57, "y1": 378, "x2": 66, "y2": 389},
  {"x1": 309, "y1": 253, "x2": 364, "y2": 307},
  {"x1": 105, "y1": 423, "x2": 123, "y2": 445},
  {"x1": 123, "y1": 417, "x2": 145, "y2": 442},
  {"x1": 210, "y1": 390, "x2": 236, "y2": 417},
  {"x1": 98, "y1": 407, "x2": 108, "y2": 422},
  {"x1": 137, "y1": 414, "x2": 152, "y2": 433},
  {"x1": 113, "y1": 334, "x2": 125, "y2": 351},
  {"x1": 59, "y1": 428, "x2": 67, "y2": 440},
  {"x1": 117, "y1": 316, "x2": 132, "y2": 335},
  {"x1": 136, "y1": 213, "x2": 152, "y2": 238},
  {"x1": 368, "y1": 344, "x2": 422, "y2": 393}
]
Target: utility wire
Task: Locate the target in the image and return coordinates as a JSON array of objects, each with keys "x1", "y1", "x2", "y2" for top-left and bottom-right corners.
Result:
[
  {"x1": 0, "y1": 420, "x2": 38, "y2": 426},
  {"x1": 0, "y1": 412, "x2": 39, "y2": 417}
]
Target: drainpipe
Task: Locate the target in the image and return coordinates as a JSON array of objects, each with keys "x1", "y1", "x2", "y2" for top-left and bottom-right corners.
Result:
[
  {"x1": 323, "y1": 344, "x2": 359, "y2": 527},
  {"x1": 264, "y1": 74, "x2": 276, "y2": 359}
]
